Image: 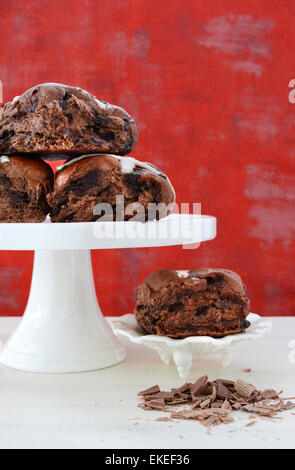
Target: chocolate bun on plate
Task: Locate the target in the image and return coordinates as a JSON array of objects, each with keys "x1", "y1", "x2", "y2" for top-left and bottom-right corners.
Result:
[{"x1": 135, "y1": 268, "x2": 250, "y2": 339}]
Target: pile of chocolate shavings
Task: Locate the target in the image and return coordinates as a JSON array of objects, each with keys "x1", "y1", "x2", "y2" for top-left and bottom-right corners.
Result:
[{"x1": 137, "y1": 376, "x2": 295, "y2": 429}]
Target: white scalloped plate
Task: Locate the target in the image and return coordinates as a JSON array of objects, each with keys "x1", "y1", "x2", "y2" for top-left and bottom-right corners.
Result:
[{"x1": 112, "y1": 313, "x2": 272, "y2": 379}]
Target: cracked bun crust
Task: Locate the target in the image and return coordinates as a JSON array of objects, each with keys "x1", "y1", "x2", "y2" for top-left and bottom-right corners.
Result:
[
  {"x1": 0, "y1": 83, "x2": 138, "y2": 158},
  {"x1": 134, "y1": 268, "x2": 250, "y2": 338}
]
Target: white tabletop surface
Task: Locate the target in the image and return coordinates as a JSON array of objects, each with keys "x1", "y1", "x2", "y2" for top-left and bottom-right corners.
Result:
[{"x1": 0, "y1": 316, "x2": 294, "y2": 449}]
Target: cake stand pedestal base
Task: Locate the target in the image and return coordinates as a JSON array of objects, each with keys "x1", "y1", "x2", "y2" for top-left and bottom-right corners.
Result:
[
  {"x1": 0, "y1": 250, "x2": 126, "y2": 373},
  {"x1": 0, "y1": 215, "x2": 217, "y2": 373}
]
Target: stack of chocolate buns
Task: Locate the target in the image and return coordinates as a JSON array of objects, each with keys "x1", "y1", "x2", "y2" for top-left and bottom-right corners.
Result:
[
  {"x1": 0, "y1": 83, "x2": 250, "y2": 340},
  {"x1": 0, "y1": 83, "x2": 175, "y2": 222}
]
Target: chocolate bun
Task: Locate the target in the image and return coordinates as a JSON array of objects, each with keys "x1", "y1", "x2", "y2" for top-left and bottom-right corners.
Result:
[
  {"x1": 135, "y1": 268, "x2": 250, "y2": 338},
  {"x1": 0, "y1": 83, "x2": 138, "y2": 158},
  {"x1": 47, "y1": 154, "x2": 176, "y2": 223},
  {"x1": 0, "y1": 155, "x2": 54, "y2": 222}
]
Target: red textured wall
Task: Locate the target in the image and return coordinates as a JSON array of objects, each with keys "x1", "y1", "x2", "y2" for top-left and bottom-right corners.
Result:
[{"x1": 0, "y1": 0, "x2": 294, "y2": 317}]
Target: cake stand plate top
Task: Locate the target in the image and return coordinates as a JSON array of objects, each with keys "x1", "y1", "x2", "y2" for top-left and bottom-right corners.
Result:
[{"x1": 0, "y1": 214, "x2": 216, "y2": 250}]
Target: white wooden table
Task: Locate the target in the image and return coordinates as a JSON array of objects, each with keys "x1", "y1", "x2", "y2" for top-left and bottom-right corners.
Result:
[{"x1": 0, "y1": 316, "x2": 294, "y2": 449}]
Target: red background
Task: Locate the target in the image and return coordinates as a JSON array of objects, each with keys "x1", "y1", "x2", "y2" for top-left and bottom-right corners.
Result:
[{"x1": 0, "y1": 0, "x2": 294, "y2": 317}]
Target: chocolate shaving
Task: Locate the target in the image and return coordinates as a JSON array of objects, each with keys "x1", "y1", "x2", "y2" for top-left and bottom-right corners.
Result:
[
  {"x1": 221, "y1": 399, "x2": 232, "y2": 411},
  {"x1": 174, "y1": 392, "x2": 193, "y2": 402},
  {"x1": 171, "y1": 382, "x2": 192, "y2": 394},
  {"x1": 234, "y1": 379, "x2": 256, "y2": 398},
  {"x1": 211, "y1": 400, "x2": 224, "y2": 409},
  {"x1": 190, "y1": 376, "x2": 208, "y2": 397},
  {"x1": 138, "y1": 375, "x2": 295, "y2": 429},
  {"x1": 200, "y1": 385, "x2": 213, "y2": 395},
  {"x1": 261, "y1": 389, "x2": 279, "y2": 400},
  {"x1": 282, "y1": 401, "x2": 295, "y2": 410},
  {"x1": 199, "y1": 398, "x2": 211, "y2": 409},
  {"x1": 144, "y1": 391, "x2": 174, "y2": 401},
  {"x1": 210, "y1": 384, "x2": 217, "y2": 402},
  {"x1": 216, "y1": 381, "x2": 231, "y2": 399},
  {"x1": 191, "y1": 398, "x2": 205, "y2": 410},
  {"x1": 232, "y1": 402, "x2": 242, "y2": 410},
  {"x1": 221, "y1": 416, "x2": 234, "y2": 424},
  {"x1": 141, "y1": 398, "x2": 166, "y2": 410},
  {"x1": 218, "y1": 379, "x2": 235, "y2": 388},
  {"x1": 138, "y1": 385, "x2": 160, "y2": 396}
]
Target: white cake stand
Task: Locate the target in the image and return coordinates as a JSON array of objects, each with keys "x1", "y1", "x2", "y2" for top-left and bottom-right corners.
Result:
[{"x1": 0, "y1": 214, "x2": 216, "y2": 373}]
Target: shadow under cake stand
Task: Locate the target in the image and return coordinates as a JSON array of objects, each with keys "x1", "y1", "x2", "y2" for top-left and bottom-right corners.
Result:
[{"x1": 0, "y1": 214, "x2": 216, "y2": 373}]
